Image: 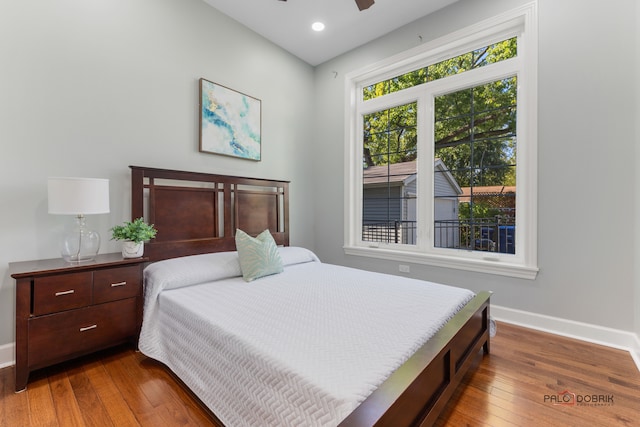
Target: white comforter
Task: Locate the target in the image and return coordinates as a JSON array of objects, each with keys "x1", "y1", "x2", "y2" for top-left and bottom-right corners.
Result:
[{"x1": 139, "y1": 247, "x2": 475, "y2": 427}]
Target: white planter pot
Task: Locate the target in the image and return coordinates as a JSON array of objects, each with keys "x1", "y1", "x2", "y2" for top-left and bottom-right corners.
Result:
[{"x1": 122, "y1": 241, "x2": 144, "y2": 258}]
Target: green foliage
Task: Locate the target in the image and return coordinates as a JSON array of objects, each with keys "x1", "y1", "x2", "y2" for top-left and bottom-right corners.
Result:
[
  {"x1": 458, "y1": 202, "x2": 502, "y2": 221},
  {"x1": 363, "y1": 102, "x2": 417, "y2": 167},
  {"x1": 110, "y1": 217, "x2": 157, "y2": 243},
  {"x1": 434, "y1": 77, "x2": 517, "y2": 187}
]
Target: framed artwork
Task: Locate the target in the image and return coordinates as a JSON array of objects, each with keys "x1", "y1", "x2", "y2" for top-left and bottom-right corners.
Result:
[{"x1": 199, "y1": 78, "x2": 261, "y2": 161}]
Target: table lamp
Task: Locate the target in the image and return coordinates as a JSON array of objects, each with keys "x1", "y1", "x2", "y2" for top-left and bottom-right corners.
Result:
[{"x1": 48, "y1": 177, "x2": 110, "y2": 262}]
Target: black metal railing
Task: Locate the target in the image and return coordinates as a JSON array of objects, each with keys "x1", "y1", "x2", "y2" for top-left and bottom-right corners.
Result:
[
  {"x1": 362, "y1": 217, "x2": 515, "y2": 253},
  {"x1": 362, "y1": 221, "x2": 417, "y2": 244},
  {"x1": 435, "y1": 217, "x2": 515, "y2": 253}
]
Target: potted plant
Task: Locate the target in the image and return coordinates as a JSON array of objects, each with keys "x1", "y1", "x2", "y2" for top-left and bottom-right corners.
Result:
[{"x1": 110, "y1": 217, "x2": 158, "y2": 258}]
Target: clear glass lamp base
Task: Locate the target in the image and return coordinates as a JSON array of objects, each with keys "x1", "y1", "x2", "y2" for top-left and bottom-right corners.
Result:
[{"x1": 61, "y1": 215, "x2": 101, "y2": 262}]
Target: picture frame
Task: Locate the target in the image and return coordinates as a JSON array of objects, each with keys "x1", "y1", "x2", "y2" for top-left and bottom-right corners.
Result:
[{"x1": 199, "y1": 78, "x2": 261, "y2": 161}]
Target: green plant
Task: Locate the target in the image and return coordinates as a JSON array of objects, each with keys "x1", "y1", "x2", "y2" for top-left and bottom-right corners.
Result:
[{"x1": 110, "y1": 217, "x2": 157, "y2": 243}]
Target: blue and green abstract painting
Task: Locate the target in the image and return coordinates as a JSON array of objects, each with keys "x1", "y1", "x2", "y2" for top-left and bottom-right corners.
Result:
[{"x1": 200, "y1": 79, "x2": 261, "y2": 160}]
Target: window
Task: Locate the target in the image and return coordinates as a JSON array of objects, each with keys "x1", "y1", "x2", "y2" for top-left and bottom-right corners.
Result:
[
  {"x1": 434, "y1": 76, "x2": 517, "y2": 254},
  {"x1": 345, "y1": 4, "x2": 538, "y2": 279},
  {"x1": 362, "y1": 102, "x2": 418, "y2": 245}
]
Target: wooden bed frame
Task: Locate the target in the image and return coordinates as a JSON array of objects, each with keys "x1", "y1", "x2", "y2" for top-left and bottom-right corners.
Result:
[{"x1": 130, "y1": 165, "x2": 491, "y2": 427}]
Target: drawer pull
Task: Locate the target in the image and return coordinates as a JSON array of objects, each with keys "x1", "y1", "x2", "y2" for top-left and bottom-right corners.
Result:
[
  {"x1": 111, "y1": 281, "x2": 127, "y2": 287},
  {"x1": 79, "y1": 325, "x2": 97, "y2": 332},
  {"x1": 55, "y1": 290, "x2": 75, "y2": 297}
]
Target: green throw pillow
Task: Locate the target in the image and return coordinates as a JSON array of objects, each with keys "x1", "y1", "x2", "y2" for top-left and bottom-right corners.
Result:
[{"x1": 235, "y1": 229, "x2": 284, "y2": 282}]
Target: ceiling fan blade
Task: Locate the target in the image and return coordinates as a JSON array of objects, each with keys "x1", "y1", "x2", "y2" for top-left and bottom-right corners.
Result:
[{"x1": 355, "y1": 0, "x2": 375, "y2": 11}]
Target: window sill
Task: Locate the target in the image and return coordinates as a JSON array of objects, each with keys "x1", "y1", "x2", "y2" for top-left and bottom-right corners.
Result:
[{"x1": 343, "y1": 246, "x2": 538, "y2": 280}]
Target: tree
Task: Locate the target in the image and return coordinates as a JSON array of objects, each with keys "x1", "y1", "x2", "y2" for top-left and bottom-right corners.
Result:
[{"x1": 363, "y1": 102, "x2": 417, "y2": 167}]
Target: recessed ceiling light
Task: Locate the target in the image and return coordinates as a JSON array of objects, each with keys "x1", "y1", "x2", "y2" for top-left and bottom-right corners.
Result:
[{"x1": 311, "y1": 22, "x2": 325, "y2": 32}]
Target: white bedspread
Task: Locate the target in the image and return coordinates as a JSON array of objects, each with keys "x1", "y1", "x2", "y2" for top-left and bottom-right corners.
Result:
[{"x1": 139, "y1": 247, "x2": 474, "y2": 427}]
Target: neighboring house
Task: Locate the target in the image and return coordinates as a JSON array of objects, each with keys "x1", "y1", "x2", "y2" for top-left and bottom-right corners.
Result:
[{"x1": 362, "y1": 160, "x2": 462, "y2": 246}]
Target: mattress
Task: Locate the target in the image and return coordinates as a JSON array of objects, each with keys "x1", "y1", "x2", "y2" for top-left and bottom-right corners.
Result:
[{"x1": 139, "y1": 247, "x2": 475, "y2": 426}]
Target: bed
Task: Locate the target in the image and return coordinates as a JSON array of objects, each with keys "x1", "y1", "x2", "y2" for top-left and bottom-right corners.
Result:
[{"x1": 130, "y1": 165, "x2": 491, "y2": 427}]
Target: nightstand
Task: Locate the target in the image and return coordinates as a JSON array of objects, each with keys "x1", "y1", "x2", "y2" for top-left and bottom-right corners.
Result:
[{"x1": 9, "y1": 253, "x2": 147, "y2": 392}]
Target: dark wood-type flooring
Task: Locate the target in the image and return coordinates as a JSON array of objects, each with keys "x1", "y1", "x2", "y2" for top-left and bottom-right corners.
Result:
[{"x1": 1, "y1": 322, "x2": 639, "y2": 426}]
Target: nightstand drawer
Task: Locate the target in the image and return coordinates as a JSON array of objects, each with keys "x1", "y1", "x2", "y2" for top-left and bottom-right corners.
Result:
[
  {"x1": 28, "y1": 298, "x2": 137, "y2": 368},
  {"x1": 93, "y1": 265, "x2": 141, "y2": 304},
  {"x1": 33, "y1": 272, "x2": 92, "y2": 315}
]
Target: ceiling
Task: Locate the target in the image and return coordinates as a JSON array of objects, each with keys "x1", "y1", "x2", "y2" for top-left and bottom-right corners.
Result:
[{"x1": 201, "y1": 0, "x2": 459, "y2": 66}]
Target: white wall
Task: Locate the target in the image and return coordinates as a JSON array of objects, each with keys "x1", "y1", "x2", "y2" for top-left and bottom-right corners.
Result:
[
  {"x1": 313, "y1": 0, "x2": 638, "y2": 333},
  {"x1": 635, "y1": 0, "x2": 640, "y2": 343},
  {"x1": 0, "y1": 0, "x2": 316, "y2": 347}
]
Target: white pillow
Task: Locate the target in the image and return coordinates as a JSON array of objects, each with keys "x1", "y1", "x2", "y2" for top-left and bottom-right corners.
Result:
[
  {"x1": 143, "y1": 251, "x2": 242, "y2": 291},
  {"x1": 235, "y1": 229, "x2": 284, "y2": 282},
  {"x1": 278, "y1": 246, "x2": 321, "y2": 266}
]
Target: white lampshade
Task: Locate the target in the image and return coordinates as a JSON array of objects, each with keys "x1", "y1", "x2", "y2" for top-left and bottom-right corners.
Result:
[{"x1": 48, "y1": 177, "x2": 110, "y2": 215}]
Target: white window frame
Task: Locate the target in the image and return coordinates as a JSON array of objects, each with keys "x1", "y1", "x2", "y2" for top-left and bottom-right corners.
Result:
[{"x1": 344, "y1": 3, "x2": 538, "y2": 279}]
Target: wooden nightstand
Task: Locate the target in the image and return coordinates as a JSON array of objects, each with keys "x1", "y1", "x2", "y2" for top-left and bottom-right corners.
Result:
[{"x1": 9, "y1": 253, "x2": 147, "y2": 392}]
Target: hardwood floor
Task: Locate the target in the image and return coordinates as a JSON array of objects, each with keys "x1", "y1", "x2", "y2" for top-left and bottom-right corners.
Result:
[
  {"x1": 1, "y1": 322, "x2": 639, "y2": 426},
  {"x1": 434, "y1": 323, "x2": 640, "y2": 427}
]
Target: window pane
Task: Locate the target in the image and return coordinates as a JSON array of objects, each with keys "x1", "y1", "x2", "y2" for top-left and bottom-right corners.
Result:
[
  {"x1": 434, "y1": 77, "x2": 517, "y2": 254},
  {"x1": 363, "y1": 69, "x2": 427, "y2": 101},
  {"x1": 362, "y1": 102, "x2": 418, "y2": 245},
  {"x1": 364, "y1": 37, "x2": 517, "y2": 100}
]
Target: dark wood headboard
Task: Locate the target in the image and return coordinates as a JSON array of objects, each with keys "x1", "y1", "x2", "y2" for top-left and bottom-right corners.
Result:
[{"x1": 130, "y1": 166, "x2": 289, "y2": 262}]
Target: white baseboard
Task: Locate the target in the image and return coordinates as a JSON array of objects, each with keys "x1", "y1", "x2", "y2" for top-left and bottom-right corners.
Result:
[
  {"x1": 0, "y1": 342, "x2": 15, "y2": 369},
  {"x1": 492, "y1": 304, "x2": 640, "y2": 373}
]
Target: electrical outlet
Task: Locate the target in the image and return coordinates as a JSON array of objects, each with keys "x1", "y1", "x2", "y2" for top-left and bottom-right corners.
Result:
[{"x1": 399, "y1": 264, "x2": 410, "y2": 273}]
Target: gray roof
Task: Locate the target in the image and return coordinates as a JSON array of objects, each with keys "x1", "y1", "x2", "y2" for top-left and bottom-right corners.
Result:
[
  {"x1": 363, "y1": 160, "x2": 462, "y2": 195},
  {"x1": 363, "y1": 161, "x2": 416, "y2": 185}
]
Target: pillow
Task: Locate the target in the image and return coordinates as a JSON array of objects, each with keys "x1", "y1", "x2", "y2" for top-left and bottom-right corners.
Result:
[
  {"x1": 235, "y1": 229, "x2": 284, "y2": 282},
  {"x1": 144, "y1": 251, "x2": 242, "y2": 292},
  {"x1": 278, "y1": 246, "x2": 321, "y2": 266}
]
